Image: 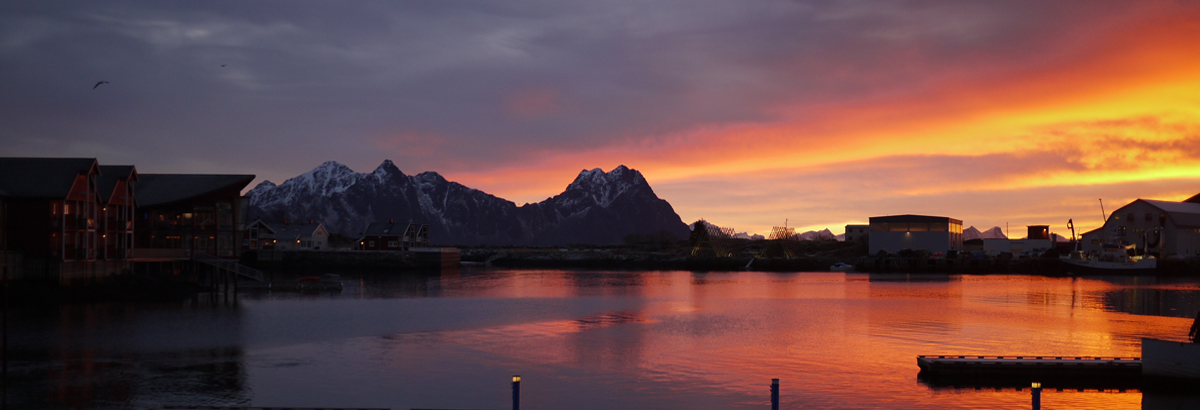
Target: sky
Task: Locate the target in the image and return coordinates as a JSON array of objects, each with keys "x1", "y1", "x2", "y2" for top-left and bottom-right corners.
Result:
[{"x1": 2, "y1": 1, "x2": 1199, "y2": 238}]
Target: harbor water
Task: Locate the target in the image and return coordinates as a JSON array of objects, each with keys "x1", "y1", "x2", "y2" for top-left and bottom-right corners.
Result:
[{"x1": 7, "y1": 269, "x2": 1200, "y2": 409}]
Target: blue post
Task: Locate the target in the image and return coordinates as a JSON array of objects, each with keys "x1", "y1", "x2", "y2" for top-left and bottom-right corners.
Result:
[
  {"x1": 512, "y1": 375, "x2": 521, "y2": 410},
  {"x1": 771, "y1": 378, "x2": 779, "y2": 410},
  {"x1": 1031, "y1": 382, "x2": 1041, "y2": 410}
]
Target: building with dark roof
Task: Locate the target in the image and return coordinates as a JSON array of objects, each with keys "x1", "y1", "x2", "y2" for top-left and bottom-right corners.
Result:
[
  {"x1": 270, "y1": 221, "x2": 329, "y2": 250},
  {"x1": 1080, "y1": 198, "x2": 1200, "y2": 257},
  {"x1": 134, "y1": 173, "x2": 255, "y2": 259},
  {"x1": 0, "y1": 158, "x2": 114, "y2": 283},
  {"x1": 242, "y1": 219, "x2": 276, "y2": 250},
  {"x1": 868, "y1": 214, "x2": 964, "y2": 255},
  {"x1": 358, "y1": 221, "x2": 428, "y2": 250}
]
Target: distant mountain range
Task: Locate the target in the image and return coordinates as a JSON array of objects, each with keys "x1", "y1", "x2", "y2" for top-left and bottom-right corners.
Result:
[
  {"x1": 964, "y1": 226, "x2": 1008, "y2": 240},
  {"x1": 246, "y1": 160, "x2": 690, "y2": 246}
]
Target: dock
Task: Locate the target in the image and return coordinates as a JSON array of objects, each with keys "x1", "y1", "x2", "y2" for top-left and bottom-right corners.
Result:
[
  {"x1": 237, "y1": 280, "x2": 344, "y2": 291},
  {"x1": 917, "y1": 355, "x2": 1142, "y2": 389}
]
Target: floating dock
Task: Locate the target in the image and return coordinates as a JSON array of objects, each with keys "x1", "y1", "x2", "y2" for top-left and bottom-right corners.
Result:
[{"x1": 917, "y1": 355, "x2": 1142, "y2": 389}]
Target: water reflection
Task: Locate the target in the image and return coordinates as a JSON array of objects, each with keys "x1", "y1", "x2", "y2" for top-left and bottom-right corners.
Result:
[
  {"x1": 10, "y1": 270, "x2": 1200, "y2": 409},
  {"x1": 8, "y1": 298, "x2": 248, "y2": 409}
]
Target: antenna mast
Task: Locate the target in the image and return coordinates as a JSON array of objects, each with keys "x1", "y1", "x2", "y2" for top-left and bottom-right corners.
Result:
[{"x1": 1099, "y1": 198, "x2": 1106, "y2": 223}]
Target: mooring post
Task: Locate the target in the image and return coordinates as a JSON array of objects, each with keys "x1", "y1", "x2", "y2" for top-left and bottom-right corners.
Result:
[
  {"x1": 1031, "y1": 382, "x2": 1041, "y2": 410},
  {"x1": 512, "y1": 375, "x2": 520, "y2": 410},
  {"x1": 771, "y1": 378, "x2": 779, "y2": 410}
]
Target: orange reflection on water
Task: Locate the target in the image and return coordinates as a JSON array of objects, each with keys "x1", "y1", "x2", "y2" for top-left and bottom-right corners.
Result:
[{"x1": 387, "y1": 270, "x2": 1196, "y2": 409}]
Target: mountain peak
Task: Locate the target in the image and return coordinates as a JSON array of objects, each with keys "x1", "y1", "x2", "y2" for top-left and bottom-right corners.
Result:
[
  {"x1": 568, "y1": 165, "x2": 646, "y2": 189},
  {"x1": 373, "y1": 159, "x2": 403, "y2": 177}
]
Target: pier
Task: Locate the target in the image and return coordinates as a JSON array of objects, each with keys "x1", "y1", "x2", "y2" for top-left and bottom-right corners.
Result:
[{"x1": 917, "y1": 355, "x2": 1142, "y2": 389}]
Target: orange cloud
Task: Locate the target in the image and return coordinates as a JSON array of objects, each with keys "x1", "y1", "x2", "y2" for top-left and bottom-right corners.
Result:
[{"x1": 439, "y1": 8, "x2": 1200, "y2": 236}]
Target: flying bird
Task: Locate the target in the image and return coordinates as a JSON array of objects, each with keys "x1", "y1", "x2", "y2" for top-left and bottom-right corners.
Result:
[
  {"x1": 93, "y1": 81, "x2": 109, "y2": 90},
  {"x1": 221, "y1": 64, "x2": 226, "y2": 67}
]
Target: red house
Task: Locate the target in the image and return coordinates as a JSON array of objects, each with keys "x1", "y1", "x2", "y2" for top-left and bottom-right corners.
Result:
[
  {"x1": 98, "y1": 165, "x2": 138, "y2": 260},
  {"x1": 0, "y1": 158, "x2": 122, "y2": 283}
]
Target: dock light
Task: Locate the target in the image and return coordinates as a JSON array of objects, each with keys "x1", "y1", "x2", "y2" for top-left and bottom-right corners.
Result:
[
  {"x1": 1031, "y1": 382, "x2": 1040, "y2": 388},
  {"x1": 513, "y1": 375, "x2": 521, "y2": 383}
]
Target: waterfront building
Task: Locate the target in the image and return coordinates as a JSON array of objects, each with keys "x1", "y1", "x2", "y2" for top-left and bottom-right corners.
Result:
[
  {"x1": 0, "y1": 158, "x2": 119, "y2": 283},
  {"x1": 1008, "y1": 225, "x2": 1054, "y2": 256},
  {"x1": 134, "y1": 174, "x2": 255, "y2": 259},
  {"x1": 1079, "y1": 197, "x2": 1200, "y2": 257},
  {"x1": 868, "y1": 214, "x2": 964, "y2": 255},
  {"x1": 242, "y1": 219, "x2": 276, "y2": 250},
  {"x1": 271, "y1": 221, "x2": 329, "y2": 250},
  {"x1": 97, "y1": 165, "x2": 138, "y2": 260},
  {"x1": 844, "y1": 224, "x2": 869, "y2": 244},
  {"x1": 358, "y1": 221, "x2": 429, "y2": 250}
]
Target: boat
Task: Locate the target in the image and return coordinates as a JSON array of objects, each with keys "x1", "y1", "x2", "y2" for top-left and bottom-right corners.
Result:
[
  {"x1": 1060, "y1": 242, "x2": 1158, "y2": 275},
  {"x1": 830, "y1": 262, "x2": 855, "y2": 272}
]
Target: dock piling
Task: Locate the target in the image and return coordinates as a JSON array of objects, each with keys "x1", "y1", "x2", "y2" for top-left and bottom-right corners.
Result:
[
  {"x1": 512, "y1": 375, "x2": 520, "y2": 410},
  {"x1": 770, "y1": 378, "x2": 779, "y2": 410},
  {"x1": 1031, "y1": 382, "x2": 1041, "y2": 410}
]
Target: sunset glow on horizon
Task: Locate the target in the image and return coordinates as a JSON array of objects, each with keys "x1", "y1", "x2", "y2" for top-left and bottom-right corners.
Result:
[{"x1": 3, "y1": 1, "x2": 1200, "y2": 238}]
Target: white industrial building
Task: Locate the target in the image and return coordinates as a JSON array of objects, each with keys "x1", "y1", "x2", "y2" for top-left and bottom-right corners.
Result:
[
  {"x1": 1079, "y1": 197, "x2": 1200, "y2": 257},
  {"x1": 868, "y1": 214, "x2": 964, "y2": 255}
]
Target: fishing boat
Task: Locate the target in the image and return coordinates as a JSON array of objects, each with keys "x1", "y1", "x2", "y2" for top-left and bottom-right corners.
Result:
[{"x1": 830, "y1": 262, "x2": 855, "y2": 272}]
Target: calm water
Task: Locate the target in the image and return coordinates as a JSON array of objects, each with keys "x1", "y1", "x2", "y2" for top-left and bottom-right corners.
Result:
[{"x1": 8, "y1": 269, "x2": 1200, "y2": 410}]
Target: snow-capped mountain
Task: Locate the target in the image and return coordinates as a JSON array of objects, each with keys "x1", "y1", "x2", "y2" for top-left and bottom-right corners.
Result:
[
  {"x1": 963, "y1": 226, "x2": 1008, "y2": 240},
  {"x1": 247, "y1": 161, "x2": 690, "y2": 246},
  {"x1": 797, "y1": 228, "x2": 837, "y2": 241}
]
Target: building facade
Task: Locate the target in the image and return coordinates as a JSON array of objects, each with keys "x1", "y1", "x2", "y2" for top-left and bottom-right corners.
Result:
[
  {"x1": 0, "y1": 158, "x2": 130, "y2": 283},
  {"x1": 358, "y1": 221, "x2": 429, "y2": 251},
  {"x1": 135, "y1": 174, "x2": 255, "y2": 259},
  {"x1": 868, "y1": 214, "x2": 964, "y2": 255},
  {"x1": 844, "y1": 224, "x2": 869, "y2": 243},
  {"x1": 1079, "y1": 198, "x2": 1200, "y2": 257},
  {"x1": 271, "y1": 222, "x2": 329, "y2": 250}
]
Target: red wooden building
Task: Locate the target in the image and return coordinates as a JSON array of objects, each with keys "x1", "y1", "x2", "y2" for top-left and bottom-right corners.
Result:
[{"x1": 0, "y1": 158, "x2": 127, "y2": 283}]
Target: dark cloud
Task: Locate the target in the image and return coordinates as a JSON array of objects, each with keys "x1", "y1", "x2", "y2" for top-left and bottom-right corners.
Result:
[{"x1": 0, "y1": 0, "x2": 1192, "y2": 183}]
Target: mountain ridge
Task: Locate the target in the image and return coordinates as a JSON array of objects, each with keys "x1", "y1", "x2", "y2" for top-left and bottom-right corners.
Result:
[{"x1": 247, "y1": 160, "x2": 690, "y2": 246}]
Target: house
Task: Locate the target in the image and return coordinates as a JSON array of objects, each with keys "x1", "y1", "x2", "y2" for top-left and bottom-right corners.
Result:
[
  {"x1": 0, "y1": 158, "x2": 123, "y2": 283},
  {"x1": 844, "y1": 224, "x2": 869, "y2": 243},
  {"x1": 358, "y1": 221, "x2": 429, "y2": 250},
  {"x1": 97, "y1": 165, "x2": 138, "y2": 260},
  {"x1": 868, "y1": 214, "x2": 964, "y2": 255},
  {"x1": 1079, "y1": 197, "x2": 1200, "y2": 257},
  {"x1": 242, "y1": 219, "x2": 276, "y2": 250},
  {"x1": 134, "y1": 173, "x2": 255, "y2": 259},
  {"x1": 270, "y1": 221, "x2": 328, "y2": 250}
]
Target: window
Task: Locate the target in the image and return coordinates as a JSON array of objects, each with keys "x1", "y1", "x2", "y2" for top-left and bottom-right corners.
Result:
[
  {"x1": 368, "y1": 241, "x2": 375, "y2": 247},
  {"x1": 388, "y1": 241, "x2": 399, "y2": 247},
  {"x1": 1091, "y1": 239, "x2": 1099, "y2": 244},
  {"x1": 1117, "y1": 226, "x2": 1127, "y2": 236},
  {"x1": 870, "y1": 222, "x2": 889, "y2": 232}
]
